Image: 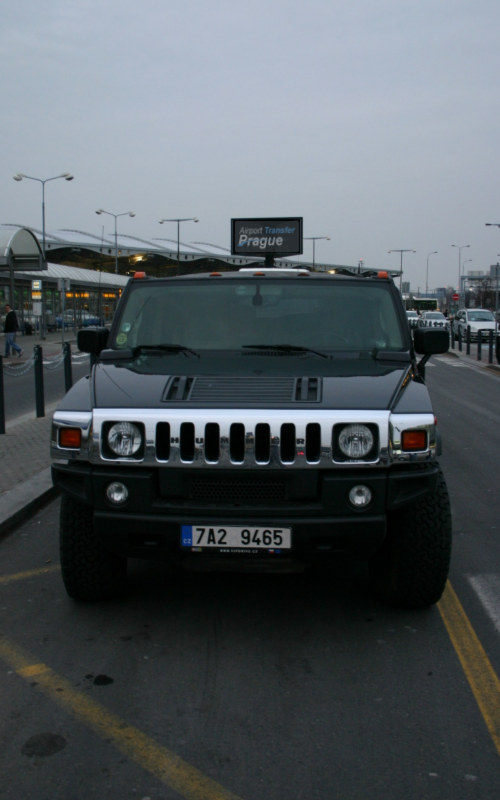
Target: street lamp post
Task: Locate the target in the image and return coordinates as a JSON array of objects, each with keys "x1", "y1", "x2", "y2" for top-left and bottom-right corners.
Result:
[
  {"x1": 158, "y1": 218, "x2": 199, "y2": 269},
  {"x1": 13, "y1": 171, "x2": 74, "y2": 336},
  {"x1": 303, "y1": 236, "x2": 330, "y2": 270},
  {"x1": 451, "y1": 244, "x2": 470, "y2": 306},
  {"x1": 461, "y1": 258, "x2": 472, "y2": 303},
  {"x1": 388, "y1": 249, "x2": 416, "y2": 292},
  {"x1": 496, "y1": 256, "x2": 500, "y2": 321},
  {"x1": 486, "y1": 226, "x2": 500, "y2": 318},
  {"x1": 95, "y1": 209, "x2": 135, "y2": 273},
  {"x1": 426, "y1": 251, "x2": 438, "y2": 295},
  {"x1": 13, "y1": 172, "x2": 74, "y2": 258}
]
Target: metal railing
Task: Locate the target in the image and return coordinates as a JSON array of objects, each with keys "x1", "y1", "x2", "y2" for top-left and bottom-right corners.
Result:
[
  {"x1": 450, "y1": 325, "x2": 500, "y2": 365},
  {"x1": 0, "y1": 343, "x2": 89, "y2": 434}
]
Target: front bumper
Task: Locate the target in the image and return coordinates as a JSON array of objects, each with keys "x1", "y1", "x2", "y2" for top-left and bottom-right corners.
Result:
[{"x1": 52, "y1": 462, "x2": 440, "y2": 564}]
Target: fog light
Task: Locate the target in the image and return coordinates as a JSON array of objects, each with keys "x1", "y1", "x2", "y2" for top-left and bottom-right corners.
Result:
[
  {"x1": 106, "y1": 481, "x2": 129, "y2": 505},
  {"x1": 348, "y1": 484, "x2": 372, "y2": 508}
]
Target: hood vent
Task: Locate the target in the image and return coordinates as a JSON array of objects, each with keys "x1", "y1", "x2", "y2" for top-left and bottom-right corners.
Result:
[{"x1": 163, "y1": 376, "x2": 322, "y2": 403}]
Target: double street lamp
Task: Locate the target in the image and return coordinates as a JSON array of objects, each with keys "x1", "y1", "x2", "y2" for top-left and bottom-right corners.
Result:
[
  {"x1": 158, "y1": 217, "x2": 199, "y2": 268},
  {"x1": 95, "y1": 209, "x2": 135, "y2": 273},
  {"x1": 13, "y1": 172, "x2": 74, "y2": 259},
  {"x1": 486, "y1": 225, "x2": 500, "y2": 316},
  {"x1": 426, "y1": 251, "x2": 438, "y2": 295},
  {"x1": 13, "y1": 171, "x2": 74, "y2": 337},
  {"x1": 451, "y1": 243, "x2": 470, "y2": 305},
  {"x1": 388, "y1": 249, "x2": 416, "y2": 292},
  {"x1": 303, "y1": 236, "x2": 330, "y2": 270}
]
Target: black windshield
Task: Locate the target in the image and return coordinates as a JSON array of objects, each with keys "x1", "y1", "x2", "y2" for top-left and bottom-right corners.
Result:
[{"x1": 111, "y1": 278, "x2": 407, "y2": 354}]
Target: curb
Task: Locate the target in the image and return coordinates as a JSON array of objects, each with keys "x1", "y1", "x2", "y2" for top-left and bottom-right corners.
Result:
[{"x1": 0, "y1": 468, "x2": 59, "y2": 541}]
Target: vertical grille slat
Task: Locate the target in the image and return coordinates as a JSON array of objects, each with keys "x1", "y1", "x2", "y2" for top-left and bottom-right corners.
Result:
[
  {"x1": 280, "y1": 423, "x2": 296, "y2": 463},
  {"x1": 230, "y1": 423, "x2": 245, "y2": 462},
  {"x1": 156, "y1": 422, "x2": 171, "y2": 460},
  {"x1": 306, "y1": 422, "x2": 321, "y2": 462},
  {"x1": 255, "y1": 423, "x2": 271, "y2": 463},
  {"x1": 180, "y1": 422, "x2": 195, "y2": 461},
  {"x1": 204, "y1": 423, "x2": 220, "y2": 462}
]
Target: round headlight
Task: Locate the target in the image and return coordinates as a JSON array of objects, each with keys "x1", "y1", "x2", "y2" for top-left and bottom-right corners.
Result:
[
  {"x1": 338, "y1": 424, "x2": 374, "y2": 459},
  {"x1": 107, "y1": 422, "x2": 142, "y2": 456}
]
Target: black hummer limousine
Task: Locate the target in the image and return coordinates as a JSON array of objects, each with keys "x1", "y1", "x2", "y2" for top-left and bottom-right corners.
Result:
[{"x1": 51, "y1": 267, "x2": 451, "y2": 607}]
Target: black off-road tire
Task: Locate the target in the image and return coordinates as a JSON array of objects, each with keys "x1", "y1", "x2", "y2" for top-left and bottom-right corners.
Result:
[
  {"x1": 59, "y1": 494, "x2": 127, "y2": 601},
  {"x1": 369, "y1": 467, "x2": 452, "y2": 608}
]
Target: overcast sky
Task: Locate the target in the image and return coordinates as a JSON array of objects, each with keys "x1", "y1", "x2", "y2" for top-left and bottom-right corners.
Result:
[{"x1": 2, "y1": 0, "x2": 500, "y2": 290}]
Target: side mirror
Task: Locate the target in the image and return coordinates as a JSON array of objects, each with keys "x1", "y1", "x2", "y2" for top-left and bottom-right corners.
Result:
[
  {"x1": 77, "y1": 326, "x2": 109, "y2": 355},
  {"x1": 413, "y1": 327, "x2": 449, "y2": 355}
]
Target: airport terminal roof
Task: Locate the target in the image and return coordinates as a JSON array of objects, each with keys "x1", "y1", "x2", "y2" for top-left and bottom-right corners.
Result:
[
  {"x1": 0, "y1": 223, "x2": 372, "y2": 278},
  {"x1": 0, "y1": 223, "x2": 291, "y2": 275}
]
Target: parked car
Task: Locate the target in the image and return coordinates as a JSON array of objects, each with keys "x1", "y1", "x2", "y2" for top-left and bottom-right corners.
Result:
[
  {"x1": 81, "y1": 314, "x2": 103, "y2": 327},
  {"x1": 417, "y1": 311, "x2": 449, "y2": 330},
  {"x1": 452, "y1": 308, "x2": 497, "y2": 342},
  {"x1": 51, "y1": 268, "x2": 452, "y2": 608},
  {"x1": 55, "y1": 315, "x2": 74, "y2": 329},
  {"x1": 406, "y1": 310, "x2": 419, "y2": 329}
]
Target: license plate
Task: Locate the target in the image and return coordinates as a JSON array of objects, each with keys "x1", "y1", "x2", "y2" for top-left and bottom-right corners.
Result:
[{"x1": 181, "y1": 525, "x2": 291, "y2": 551}]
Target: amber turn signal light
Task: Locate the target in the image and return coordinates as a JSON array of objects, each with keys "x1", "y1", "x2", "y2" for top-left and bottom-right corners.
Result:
[
  {"x1": 59, "y1": 428, "x2": 82, "y2": 448},
  {"x1": 401, "y1": 430, "x2": 427, "y2": 451}
]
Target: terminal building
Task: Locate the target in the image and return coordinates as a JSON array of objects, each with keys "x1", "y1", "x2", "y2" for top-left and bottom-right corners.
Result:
[
  {"x1": 0, "y1": 223, "x2": 391, "y2": 330},
  {"x1": 1, "y1": 223, "x2": 300, "y2": 331}
]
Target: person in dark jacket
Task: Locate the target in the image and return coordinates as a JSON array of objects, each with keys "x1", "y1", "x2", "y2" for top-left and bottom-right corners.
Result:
[{"x1": 3, "y1": 304, "x2": 23, "y2": 358}]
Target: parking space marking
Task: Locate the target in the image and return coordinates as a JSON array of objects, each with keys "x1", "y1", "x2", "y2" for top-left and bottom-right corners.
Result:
[
  {"x1": 467, "y1": 575, "x2": 500, "y2": 637},
  {"x1": 0, "y1": 635, "x2": 244, "y2": 800},
  {"x1": 0, "y1": 565, "x2": 59, "y2": 585},
  {"x1": 438, "y1": 580, "x2": 500, "y2": 756},
  {"x1": 431, "y1": 357, "x2": 467, "y2": 367}
]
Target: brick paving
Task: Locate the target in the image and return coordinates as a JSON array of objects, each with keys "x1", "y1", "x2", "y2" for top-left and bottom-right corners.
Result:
[
  {"x1": 0, "y1": 331, "x2": 77, "y2": 496},
  {"x1": 0, "y1": 415, "x2": 54, "y2": 494}
]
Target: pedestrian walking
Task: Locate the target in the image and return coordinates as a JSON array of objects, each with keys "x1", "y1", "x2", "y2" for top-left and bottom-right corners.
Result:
[{"x1": 3, "y1": 304, "x2": 23, "y2": 358}]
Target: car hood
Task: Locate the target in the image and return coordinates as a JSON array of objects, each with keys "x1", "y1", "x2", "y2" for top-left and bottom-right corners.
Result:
[
  {"x1": 68, "y1": 359, "x2": 428, "y2": 413},
  {"x1": 468, "y1": 320, "x2": 496, "y2": 329}
]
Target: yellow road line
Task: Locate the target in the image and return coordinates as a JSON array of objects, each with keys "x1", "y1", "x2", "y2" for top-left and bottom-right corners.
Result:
[
  {"x1": 0, "y1": 636, "x2": 244, "y2": 800},
  {"x1": 0, "y1": 565, "x2": 59, "y2": 585},
  {"x1": 438, "y1": 580, "x2": 500, "y2": 755}
]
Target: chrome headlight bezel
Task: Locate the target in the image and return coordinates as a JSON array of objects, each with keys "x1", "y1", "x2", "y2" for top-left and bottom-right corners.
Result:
[
  {"x1": 102, "y1": 421, "x2": 145, "y2": 459},
  {"x1": 333, "y1": 423, "x2": 378, "y2": 462}
]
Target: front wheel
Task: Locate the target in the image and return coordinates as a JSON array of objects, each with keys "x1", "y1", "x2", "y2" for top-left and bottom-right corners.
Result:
[
  {"x1": 369, "y1": 467, "x2": 452, "y2": 608},
  {"x1": 59, "y1": 494, "x2": 127, "y2": 601}
]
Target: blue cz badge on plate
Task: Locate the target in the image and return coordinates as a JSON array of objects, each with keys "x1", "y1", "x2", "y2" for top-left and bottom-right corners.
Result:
[{"x1": 181, "y1": 525, "x2": 193, "y2": 547}]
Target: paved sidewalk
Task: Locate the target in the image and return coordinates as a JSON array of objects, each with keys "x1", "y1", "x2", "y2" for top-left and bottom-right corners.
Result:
[
  {"x1": 0, "y1": 339, "x2": 498, "y2": 539},
  {"x1": 0, "y1": 331, "x2": 78, "y2": 537}
]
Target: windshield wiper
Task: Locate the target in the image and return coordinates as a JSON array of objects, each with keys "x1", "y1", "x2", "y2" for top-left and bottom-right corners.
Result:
[
  {"x1": 371, "y1": 349, "x2": 410, "y2": 362},
  {"x1": 133, "y1": 343, "x2": 200, "y2": 358},
  {"x1": 242, "y1": 344, "x2": 330, "y2": 359}
]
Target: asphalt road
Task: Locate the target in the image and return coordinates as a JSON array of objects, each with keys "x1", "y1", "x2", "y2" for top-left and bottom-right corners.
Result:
[{"x1": 0, "y1": 354, "x2": 499, "y2": 800}]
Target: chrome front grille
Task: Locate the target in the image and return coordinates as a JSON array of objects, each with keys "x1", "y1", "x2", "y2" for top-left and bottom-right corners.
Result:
[
  {"x1": 88, "y1": 409, "x2": 393, "y2": 468},
  {"x1": 155, "y1": 421, "x2": 322, "y2": 464}
]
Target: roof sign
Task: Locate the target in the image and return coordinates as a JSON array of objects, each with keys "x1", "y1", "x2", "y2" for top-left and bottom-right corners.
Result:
[{"x1": 231, "y1": 217, "x2": 303, "y2": 257}]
